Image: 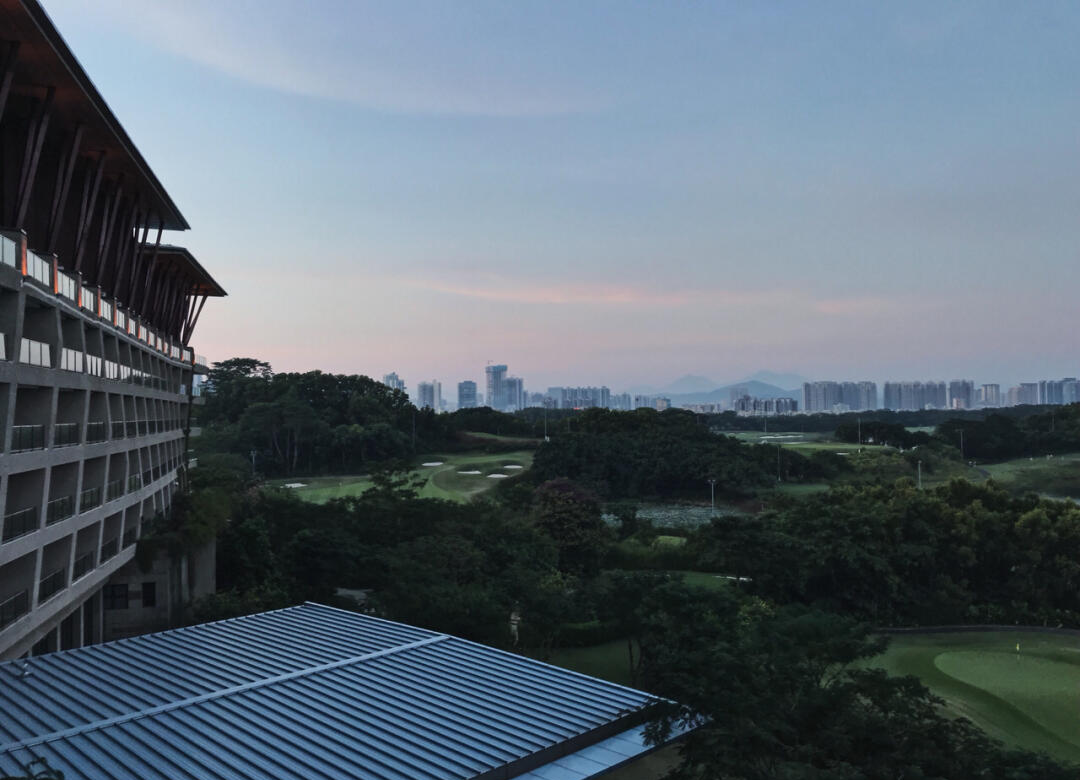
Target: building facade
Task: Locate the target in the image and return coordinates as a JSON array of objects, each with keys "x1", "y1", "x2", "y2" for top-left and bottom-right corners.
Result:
[
  {"x1": 381, "y1": 372, "x2": 405, "y2": 393},
  {"x1": 882, "y1": 381, "x2": 947, "y2": 411},
  {"x1": 0, "y1": 1, "x2": 223, "y2": 659},
  {"x1": 457, "y1": 380, "x2": 477, "y2": 409},
  {"x1": 417, "y1": 380, "x2": 441, "y2": 410},
  {"x1": 802, "y1": 381, "x2": 877, "y2": 413}
]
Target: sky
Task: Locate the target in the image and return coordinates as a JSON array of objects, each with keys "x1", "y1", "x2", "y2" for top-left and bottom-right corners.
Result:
[{"x1": 43, "y1": 1, "x2": 1080, "y2": 393}]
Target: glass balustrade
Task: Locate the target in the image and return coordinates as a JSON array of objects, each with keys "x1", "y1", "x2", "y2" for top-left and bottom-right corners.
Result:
[
  {"x1": 0, "y1": 234, "x2": 17, "y2": 268},
  {"x1": 38, "y1": 568, "x2": 66, "y2": 602},
  {"x1": 11, "y1": 425, "x2": 45, "y2": 452},
  {"x1": 46, "y1": 495, "x2": 74, "y2": 525},
  {"x1": 25, "y1": 251, "x2": 51, "y2": 288},
  {"x1": 2, "y1": 507, "x2": 38, "y2": 542},
  {"x1": 19, "y1": 338, "x2": 51, "y2": 367},
  {"x1": 72, "y1": 551, "x2": 95, "y2": 580},
  {"x1": 53, "y1": 422, "x2": 80, "y2": 447}
]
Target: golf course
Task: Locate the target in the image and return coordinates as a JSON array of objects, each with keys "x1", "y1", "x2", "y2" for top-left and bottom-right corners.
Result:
[
  {"x1": 861, "y1": 631, "x2": 1080, "y2": 763},
  {"x1": 267, "y1": 450, "x2": 533, "y2": 503}
]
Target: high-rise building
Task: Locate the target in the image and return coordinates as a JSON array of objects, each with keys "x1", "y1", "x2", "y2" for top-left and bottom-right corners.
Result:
[
  {"x1": 1040, "y1": 378, "x2": 1079, "y2": 406},
  {"x1": 978, "y1": 384, "x2": 1001, "y2": 408},
  {"x1": 382, "y1": 372, "x2": 406, "y2": 393},
  {"x1": 504, "y1": 377, "x2": 525, "y2": 411},
  {"x1": 610, "y1": 393, "x2": 632, "y2": 411},
  {"x1": 1017, "y1": 383, "x2": 1039, "y2": 406},
  {"x1": 457, "y1": 381, "x2": 477, "y2": 409},
  {"x1": 802, "y1": 381, "x2": 877, "y2": 413},
  {"x1": 484, "y1": 364, "x2": 507, "y2": 411},
  {"x1": 948, "y1": 380, "x2": 975, "y2": 410},
  {"x1": 732, "y1": 395, "x2": 799, "y2": 415},
  {"x1": 0, "y1": 1, "x2": 224, "y2": 659},
  {"x1": 544, "y1": 386, "x2": 611, "y2": 410},
  {"x1": 417, "y1": 381, "x2": 442, "y2": 410},
  {"x1": 882, "y1": 381, "x2": 947, "y2": 411}
]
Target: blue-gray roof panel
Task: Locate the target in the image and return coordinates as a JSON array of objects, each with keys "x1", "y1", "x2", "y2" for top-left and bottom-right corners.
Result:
[{"x1": 0, "y1": 604, "x2": 659, "y2": 780}]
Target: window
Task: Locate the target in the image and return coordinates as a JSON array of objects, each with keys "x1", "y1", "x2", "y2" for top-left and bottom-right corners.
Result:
[
  {"x1": 142, "y1": 581, "x2": 157, "y2": 608},
  {"x1": 103, "y1": 584, "x2": 128, "y2": 610}
]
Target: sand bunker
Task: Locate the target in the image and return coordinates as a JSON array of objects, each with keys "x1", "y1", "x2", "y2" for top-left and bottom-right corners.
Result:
[
  {"x1": 487, "y1": 473, "x2": 509, "y2": 479},
  {"x1": 283, "y1": 483, "x2": 307, "y2": 489},
  {"x1": 457, "y1": 470, "x2": 482, "y2": 475},
  {"x1": 503, "y1": 465, "x2": 523, "y2": 470},
  {"x1": 421, "y1": 462, "x2": 444, "y2": 467}
]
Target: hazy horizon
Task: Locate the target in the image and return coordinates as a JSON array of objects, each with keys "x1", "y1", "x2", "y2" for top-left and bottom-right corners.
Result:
[{"x1": 43, "y1": 1, "x2": 1079, "y2": 391}]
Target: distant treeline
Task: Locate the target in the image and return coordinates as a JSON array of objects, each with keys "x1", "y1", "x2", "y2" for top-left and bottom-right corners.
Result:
[
  {"x1": 198, "y1": 358, "x2": 545, "y2": 476},
  {"x1": 529, "y1": 407, "x2": 845, "y2": 500}
]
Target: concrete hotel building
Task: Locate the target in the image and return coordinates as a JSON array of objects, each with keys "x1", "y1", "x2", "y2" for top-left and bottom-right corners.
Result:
[{"x1": 0, "y1": 1, "x2": 223, "y2": 659}]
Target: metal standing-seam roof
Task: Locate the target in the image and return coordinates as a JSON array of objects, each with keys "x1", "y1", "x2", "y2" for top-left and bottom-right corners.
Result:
[{"x1": 0, "y1": 603, "x2": 671, "y2": 780}]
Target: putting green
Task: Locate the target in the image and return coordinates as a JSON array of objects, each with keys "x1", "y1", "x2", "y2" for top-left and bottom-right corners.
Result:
[{"x1": 861, "y1": 632, "x2": 1080, "y2": 763}]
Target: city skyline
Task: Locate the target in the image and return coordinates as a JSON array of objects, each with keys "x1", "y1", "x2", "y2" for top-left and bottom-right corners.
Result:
[{"x1": 38, "y1": 1, "x2": 1080, "y2": 389}]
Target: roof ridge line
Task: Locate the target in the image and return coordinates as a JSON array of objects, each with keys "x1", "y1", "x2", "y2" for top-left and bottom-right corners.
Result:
[{"x1": 0, "y1": 634, "x2": 450, "y2": 754}]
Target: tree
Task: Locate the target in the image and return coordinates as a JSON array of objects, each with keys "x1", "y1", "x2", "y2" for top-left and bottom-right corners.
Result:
[
  {"x1": 638, "y1": 584, "x2": 1076, "y2": 779},
  {"x1": 531, "y1": 478, "x2": 611, "y2": 577}
]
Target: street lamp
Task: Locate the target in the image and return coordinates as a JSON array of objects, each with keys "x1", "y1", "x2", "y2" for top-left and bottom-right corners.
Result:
[{"x1": 708, "y1": 478, "x2": 717, "y2": 512}]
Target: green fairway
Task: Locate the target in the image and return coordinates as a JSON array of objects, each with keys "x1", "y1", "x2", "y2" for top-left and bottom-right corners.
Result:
[
  {"x1": 267, "y1": 450, "x2": 533, "y2": 504},
  {"x1": 860, "y1": 631, "x2": 1080, "y2": 763},
  {"x1": 977, "y1": 453, "x2": 1080, "y2": 500}
]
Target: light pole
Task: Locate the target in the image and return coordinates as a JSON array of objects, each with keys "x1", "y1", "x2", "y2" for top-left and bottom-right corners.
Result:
[
  {"x1": 917, "y1": 459, "x2": 922, "y2": 490},
  {"x1": 777, "y1": 444, "x2": 782, "y2": 482},
  {"x1": 708, "y1": 478, "x2": 717, "y2": 512}
]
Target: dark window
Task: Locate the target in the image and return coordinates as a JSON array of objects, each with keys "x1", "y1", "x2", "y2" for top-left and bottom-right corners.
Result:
[
  {"x1": 142, "y1": 582, "x2": 157, "y2": 608},
  {"x1": 103, "y1": 584, "x2": 128, "y2": 610}
]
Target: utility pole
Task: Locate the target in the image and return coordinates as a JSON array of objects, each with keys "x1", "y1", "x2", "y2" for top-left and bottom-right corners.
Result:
[
  {"x1": 249, "y1": 449, "x2": 256, "y2": 472},
  {"x1": 777, "y1": 444, "x2": 782, "y2": 482},
  {"x1": 708, "y1": 478, "x2": 717, "y2": 512},
  {"x1": 918, "y1": 459, "x2": 922, "y2": 490}
]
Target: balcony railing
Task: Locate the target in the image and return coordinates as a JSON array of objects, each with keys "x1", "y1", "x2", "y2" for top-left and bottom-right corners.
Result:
[
  {"x1": 38, "y1": 568, "x2": 66, "y2": 602},
  {"x1": 128, "y1": 474, "x2": 142, "y2": 492},
  {"x1": 106, "y1": 478, "x2": 124, "y2": 502},
  {"x1": 56, "y1": 270, "x2": 77, "y2": 302},
  {"x1": 100, "y1": 536, "x2": 119, "y2": 562},
  {"x1": 0, "y1": 233, "x2": 17, "y2": 268},
  {"x1": 54, "y1": 422, "x2": 80, "y2": 447},
  {"x1": 46, "y1": 495, "x2": 75, "y2": 525},
  {"x1": 80, "y1": 485, "x2": 102, "y2": 512},
  {"x1": 80, "y1": 286, "x2": 96, "y2": 313},
  {"x1": 10, "y1": 424, "x2": 45, "y2": 452},
  {"x1": 59, "y1": 347, "x2": 83, "y2": 372},
  {"x1": 86, "y1": 354, "x2": 102, "y2": 377},
  {"x1": 122, "y1": 528, "x2": 136, "y2": 548},
  {"x1": 25, "y1": 250, "x2": 51, "y2": 288},
  {"x1": 86, "y1": 421, "x2": 107, "y2": 443},
  {"x1": 19, "y1": 338, "x2": 51, "y2": 367},
  {"x1": 0, "y1": 590, "x2": 29, "y2": 629},
  {"x1": 72, "y1": 551, "x2": 96, "y2": 580},
  {"x1": 2, "y1": 507, "x2": 38, "y2": 542}
]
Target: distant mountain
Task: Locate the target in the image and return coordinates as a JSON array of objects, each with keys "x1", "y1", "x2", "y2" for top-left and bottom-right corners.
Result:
[
  {"x1": 662, "y1": 374, "x2": 718, "y2": 395},
  {"x1": 735, "y1": 370, "x2": 809, "y2": 389},
  {"x1": 667, "y1": 381, "x2": 799, "y2": 405}
]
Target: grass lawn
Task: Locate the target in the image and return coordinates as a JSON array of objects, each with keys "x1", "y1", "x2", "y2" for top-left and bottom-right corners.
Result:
[
  {"x1": 266, "y1": 450, "x2": 534, "y2": 504},
  {"x1": 546, "y1": 640, "x2": 636, "y2": 687},
  {"x1": 977, "y1": 453, "x2": 1080, "y2": 501},
  {"x1": 859, "y1": 631, "x2": 1080, "y2": 763}
]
